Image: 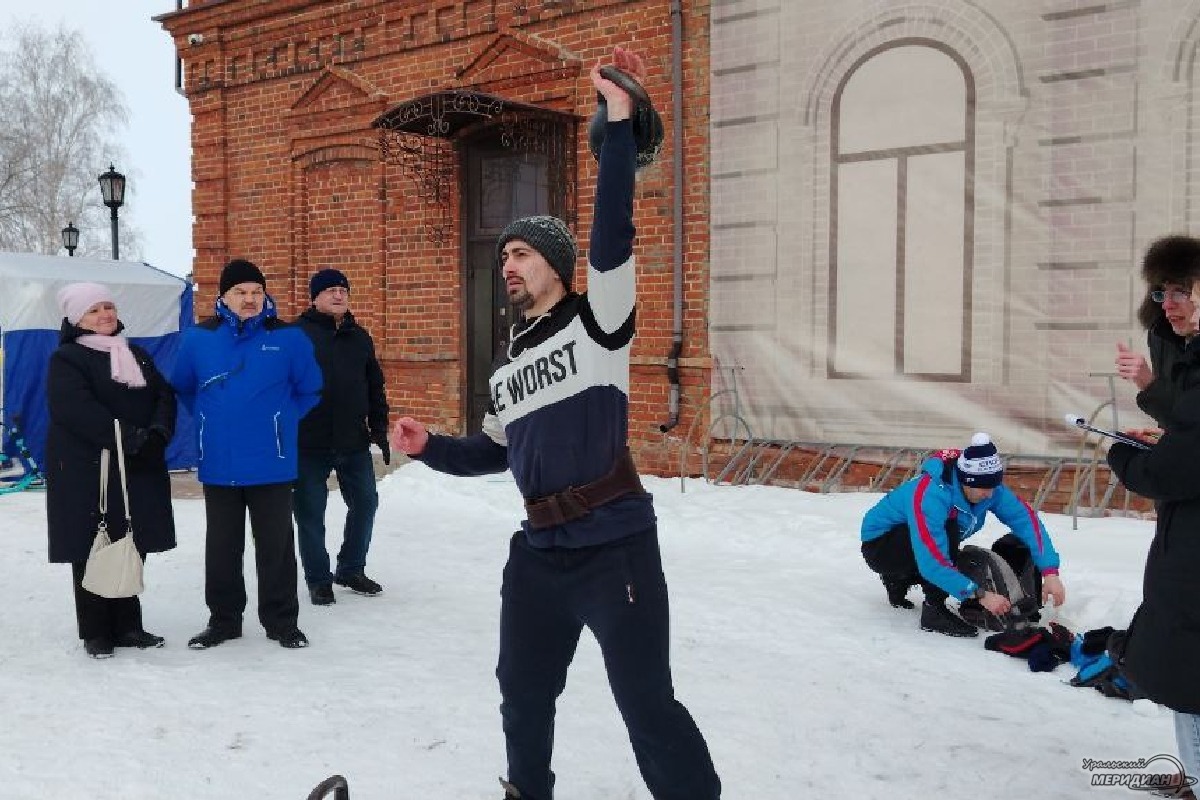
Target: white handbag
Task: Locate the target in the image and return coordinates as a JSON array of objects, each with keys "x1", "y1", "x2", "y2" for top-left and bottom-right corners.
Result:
[{"x1": 81, "y1": 419, "x2": 144, "y2": 598}]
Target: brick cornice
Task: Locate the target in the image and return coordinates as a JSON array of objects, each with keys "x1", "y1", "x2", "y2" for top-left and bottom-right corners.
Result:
[{"x1": 456, "y1": 27, "x2": 579, "y2": 82}]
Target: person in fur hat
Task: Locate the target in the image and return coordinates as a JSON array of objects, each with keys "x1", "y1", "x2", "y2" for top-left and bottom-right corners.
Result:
[{"x1": 1115, "y1": 235, "x2": 1200, "y2": 430}]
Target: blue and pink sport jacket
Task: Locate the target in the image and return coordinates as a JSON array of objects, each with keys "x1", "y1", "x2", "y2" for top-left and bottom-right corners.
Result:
[{"x1": 860, "y1": 454, "x2": 1061, "y2": 600}]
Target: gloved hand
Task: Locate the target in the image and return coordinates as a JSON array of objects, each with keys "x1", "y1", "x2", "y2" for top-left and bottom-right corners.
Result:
[
  {"x1": 372, "y1": 433, "x2": 391, "y2": 466},
  {"x1": 128, "y1": 426, "x2": 169, "y2": 460}
]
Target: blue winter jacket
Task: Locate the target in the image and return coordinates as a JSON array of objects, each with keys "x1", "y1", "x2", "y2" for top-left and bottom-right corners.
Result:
[
  {"x1": 171, "y1": 297, "x2": 322, "y2": 486},
  {"x1": 860, "y1": 455, "x2": 1061, "y2": 600}
]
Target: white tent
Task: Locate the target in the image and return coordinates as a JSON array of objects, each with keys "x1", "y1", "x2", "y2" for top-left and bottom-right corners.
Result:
[{"x1": 0, "y1": 252, "x2": 197, "y2": 470}]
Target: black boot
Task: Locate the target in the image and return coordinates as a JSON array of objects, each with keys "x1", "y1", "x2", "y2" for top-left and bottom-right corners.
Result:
[
  {"x1": 334, "y1": 572, "x2": 382, "y2": 596},
  {"x1": 881, "y1": 576, "x2": 915, "y2": 609},
  {"x1": 114, "y1": 630, "x2": 166, "y2": 648},
  {"x1": 84, "y1": 637, "x2": 115, "y2": 659},
  {"x1": 920, "y1": 600, "x2": 978, "y2": 637},
  {"x1": 309, "y1": 583, "x2": 336, "y2": 606},
  {"x1": 187, "y1": 625, "x2": 242, "y2": 650},
  {"x1": 499, "y1": 778, "x2": 521, "y2": 799},
  {"x1": 267, "y1": 628, "x2": 309, "y2": 649}
]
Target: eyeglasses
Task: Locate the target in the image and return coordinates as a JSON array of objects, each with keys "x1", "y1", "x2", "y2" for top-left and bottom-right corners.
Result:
[{"x1": 1150, "y1": 288, "x2": 1192, "y2": 304}]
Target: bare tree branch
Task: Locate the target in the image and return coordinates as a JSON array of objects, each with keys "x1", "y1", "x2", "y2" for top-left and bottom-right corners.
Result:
[{"x1": 0, "y1": 20, "x2": 140, "y2": 258}]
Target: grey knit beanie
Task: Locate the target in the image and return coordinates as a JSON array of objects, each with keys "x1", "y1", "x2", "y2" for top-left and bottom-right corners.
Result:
[{"x1": 496, "y1": 216, "x2": 577, "y2": 289}]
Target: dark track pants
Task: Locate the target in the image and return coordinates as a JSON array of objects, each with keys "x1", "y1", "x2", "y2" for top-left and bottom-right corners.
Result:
[
  {"x1": 861, "y1": 522, "x2": 962, "y2": 603},
  {"x1": 862, "y1": 525, "x2": 1038, "y2": 602},
  {"x1": 71, "y1": 561, "x2": 143, "y2": 640},
  {"x1": 202, "y1": 482, "x2": 299, "y2": 635},
  {"x1": 496, "y1": 528, "x2": 721, "y2": 800}
]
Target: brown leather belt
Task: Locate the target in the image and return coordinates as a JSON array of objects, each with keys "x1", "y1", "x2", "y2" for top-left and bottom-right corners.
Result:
[{"x1": 524, "y1": 449, "x2": 645, "y2": 530}]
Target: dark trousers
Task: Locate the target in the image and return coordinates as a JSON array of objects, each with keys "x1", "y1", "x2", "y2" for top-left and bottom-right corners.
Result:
[
  {"x1": 861, "y1": 522, "x2": 962, "y2": 603},
  {"x1": 293, "y1": 450, "x2": 379, "y2": 585},
  {"x1": 71, "y1": 562, "x2": 143, "y2": 640},
  {"x1": 202, "y1": 482, "x2": 299, "y2": 635},
  {"x1": 496, "y1": 528, "x2": 721, "y2": 800},
  {"x1": 862, "y1": 526, "x2": 1039, "y2": 603}
]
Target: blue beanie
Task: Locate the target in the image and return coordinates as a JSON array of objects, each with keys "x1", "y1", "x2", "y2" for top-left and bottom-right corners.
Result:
[{"x1": 310, "y1": 268, "x2": 350, "y2": 300}]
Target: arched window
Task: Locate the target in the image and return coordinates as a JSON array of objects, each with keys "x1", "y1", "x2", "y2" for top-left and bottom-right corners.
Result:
[{"x1": 829, "y1": 40, "x2": 975, "y2": 380}]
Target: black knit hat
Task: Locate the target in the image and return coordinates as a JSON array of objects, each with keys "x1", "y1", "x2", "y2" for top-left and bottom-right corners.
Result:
[
  {"x1": 219, "y1": 258, "x2": 266, "y2": 295},
  {"x1": 310, "y1": 268, "x2": 350, "y2": 300},
  {"x1": 956, "y1": 432, "x2": 1004, "y2": 489},
  {"x1": 496, "y1": 216, "x2": 577, "y2": 289}
]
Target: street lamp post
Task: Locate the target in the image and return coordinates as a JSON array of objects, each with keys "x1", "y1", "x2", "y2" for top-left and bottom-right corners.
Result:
[
  {"x1": 60, "y1": 222, "x2": 79, "y2": 256},
  {"x1": 97, "y1": 164, "x2": 126, "y2": 260}
]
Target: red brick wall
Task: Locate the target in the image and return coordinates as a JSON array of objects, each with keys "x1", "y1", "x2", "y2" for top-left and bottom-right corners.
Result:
[{"x1": 159, "y1": 0, "x2": 714, "y2": 468}]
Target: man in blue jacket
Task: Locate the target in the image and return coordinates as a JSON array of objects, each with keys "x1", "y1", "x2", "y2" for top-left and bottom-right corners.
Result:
[
  {"x1": 172, "y1": 259, "x2": 323, "y2": 649},
  {"x1": 860, "y1": 432, "x2": 1067, "y2": 637},
  {"x1": 390, "y1": 47, "x2": 720, "y2": 800}
]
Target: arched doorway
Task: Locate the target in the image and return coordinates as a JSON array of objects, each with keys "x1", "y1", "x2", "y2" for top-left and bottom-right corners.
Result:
[{"x1": 373, "y1": 91, "x2": 578, "y2": 432}]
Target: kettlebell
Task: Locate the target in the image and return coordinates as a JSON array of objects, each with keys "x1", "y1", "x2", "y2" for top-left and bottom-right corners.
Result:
[{"x1": 588, "y1": 66, "x2": 665, "y2": 170}]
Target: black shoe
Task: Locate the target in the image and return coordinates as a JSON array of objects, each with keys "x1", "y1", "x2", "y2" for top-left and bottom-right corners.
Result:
[
  {"x1": 920, "y1": 601, "x2": 978, "y2": 638},
  {"x1": 499, "y1": 778, "x2": 521, "y2": 799},
  {"x1": 309, "y1": 583, "x2": 336, "y2": 606},
  {"x1": 114, "y1": 630, "x2": 166, "y2": 648},
  {"x1": 267, "y1": 628, "x2": 309, "y2": 649},
  {"x1": 84, "y1": 638, "x2": 114, "y2": 659},
  {"x1": 187, "y1": 626, "x2": 242, "y2": 650},
  {"x1": 881, "y1": 577, "x2": 915, "y2": 610},
  {"x1": 334, "y1": 572, "x2": 382, "y2": 596}
]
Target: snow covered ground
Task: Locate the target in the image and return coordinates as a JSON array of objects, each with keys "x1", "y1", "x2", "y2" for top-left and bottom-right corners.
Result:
[{"x1": 0, "y1": 463, "x2": 1179, "y2": 799}]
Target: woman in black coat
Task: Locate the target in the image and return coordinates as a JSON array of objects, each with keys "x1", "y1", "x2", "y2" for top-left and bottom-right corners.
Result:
[
  {"x1": 45, "y1": 282, "x2": 177, "y2": 659},
  {"x1": 1107, "y1": 333, "x2": 1200, "y2": 787}
]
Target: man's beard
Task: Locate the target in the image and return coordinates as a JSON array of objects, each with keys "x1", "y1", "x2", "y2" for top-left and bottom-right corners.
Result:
[{"x1": 508, "y1": 285, "x2": 534, "y2": 311}]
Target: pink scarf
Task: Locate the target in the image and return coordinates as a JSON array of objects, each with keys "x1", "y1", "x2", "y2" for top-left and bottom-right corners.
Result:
[{"x1": 76, "y1": 334, "x2": 147, "y2": 388}]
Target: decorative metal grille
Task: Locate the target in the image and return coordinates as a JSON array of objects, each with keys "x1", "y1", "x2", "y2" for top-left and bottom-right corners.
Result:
[{"x1": 375, "y1": 89, "x2": 578, "y2": 243}]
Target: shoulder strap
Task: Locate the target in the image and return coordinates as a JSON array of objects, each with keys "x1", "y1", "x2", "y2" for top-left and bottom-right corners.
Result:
[
  {"x1": 112, "y1": 419, "x2": 132, "y2": 526},
  {"x1": 98, "y1": 448, "x2": 110, "y2": 517},
  {"x1": 941, "y1": 457, "x2": 956, "y2": 484}
]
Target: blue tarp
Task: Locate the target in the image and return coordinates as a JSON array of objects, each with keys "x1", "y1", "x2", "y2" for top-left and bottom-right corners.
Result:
[{"x1": 0, "y1": 252, "x2": 197, "y2": 470}]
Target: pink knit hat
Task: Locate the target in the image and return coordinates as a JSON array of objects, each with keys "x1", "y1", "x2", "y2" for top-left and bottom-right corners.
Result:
[{"x1": 57, "y1": 282, "x2": 116, "y2": 325}]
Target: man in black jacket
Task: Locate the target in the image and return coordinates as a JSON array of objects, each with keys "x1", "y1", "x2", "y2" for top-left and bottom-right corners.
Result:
[
  {"x1": 1115, "y1": 235, "x2": 1200, "y2": 430},
  {"x1": 294, "y1": 269, "x2": 390, "y2": 605}
]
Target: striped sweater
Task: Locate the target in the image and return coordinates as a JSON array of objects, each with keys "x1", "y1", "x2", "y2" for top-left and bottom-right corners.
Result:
[{"x1": 418, "y1": 119, "x2": 655, "y2": 548}]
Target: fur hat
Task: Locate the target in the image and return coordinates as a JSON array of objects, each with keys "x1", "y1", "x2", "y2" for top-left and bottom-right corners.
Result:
[
  {"x1": 57, "y1": 282, "x2": 115, "y2": 325},
  {"x1": 1138, "y1": 235, "x2": 1200, "y2": 329},
  {"x1": 219, "y1": 258, "x2": 267, "y2": 296},
  {"x1": 310, "y1": 268, "x2": 350, "y2": 300},
  {"x1": 956, "y1": 432, "x2": 1004, "y2": 489},
  {"x1": 496, "y1": 216, "x2": 577, "y2": 289}
]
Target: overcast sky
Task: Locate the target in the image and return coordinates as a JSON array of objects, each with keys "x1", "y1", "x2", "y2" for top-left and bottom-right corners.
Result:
[{"x1": 9, "y1": 2, "x2": 193, "y2": 277}]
